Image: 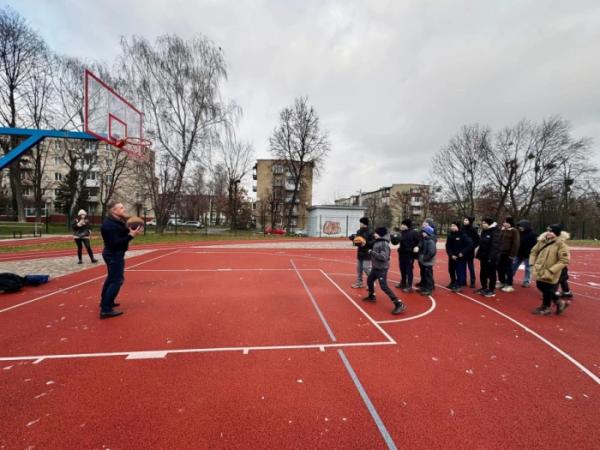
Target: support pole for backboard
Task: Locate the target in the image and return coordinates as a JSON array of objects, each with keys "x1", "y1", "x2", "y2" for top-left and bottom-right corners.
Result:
[{"x1": 0, "y1": 128, "x2": 96, "y2": 170}]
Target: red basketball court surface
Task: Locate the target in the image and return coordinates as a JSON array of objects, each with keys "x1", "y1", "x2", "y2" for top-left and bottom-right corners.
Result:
[{"x1": 1, "y1": 240, "x2": 598, "y2": 449}]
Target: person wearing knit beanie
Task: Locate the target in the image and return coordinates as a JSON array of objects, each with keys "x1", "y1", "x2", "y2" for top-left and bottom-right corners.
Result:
[{"x1": 349, "y1": 216, "x2": 374, "y2": 288}]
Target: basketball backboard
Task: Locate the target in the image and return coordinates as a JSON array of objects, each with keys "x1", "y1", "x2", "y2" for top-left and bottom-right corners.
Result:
[{"x1": 84, "y1": 70, "x2": 149, "y2": 158}]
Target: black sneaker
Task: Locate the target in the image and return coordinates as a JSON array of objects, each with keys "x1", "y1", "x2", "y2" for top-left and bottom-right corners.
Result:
[
  {"x1": 419, "y1": 290, "x2": 432, "y2": 296},
  {"x1": 533, "y1": 307, "x2": 551, "y2": 316},
  {"x1": 446, "y1": 283, "x2": 455, "y2": 289},
  {"x1": 474, "y1": 288, "x2": 486, "y2": 295},
  {"x1": 392, "y1": 301, "x2": 406, "y2": 315},
  {"x1": 452, "y1": 286, "x2": 462, "y2": 293},
  {"x1": 100, "y1": 310, "x2": 124, "y2": 319},
  {"x1": 91, "y1": 259, "x2": 99, "y2": 263},
  {"x1": 77, "y1": 260, "x2": 83, "y2": 264},
  {"x1": 560, "y1": 291, "x2": 573, "y2": 298},
  {"x1": 402, "y1": 287, "x2": 413, "y2": 293},
  {"x1": 483, "y1": 290, "x2": 496, "y2": 298},
  {"x1": 362, "y1": 295, "x2": 376, "y2": 303}
]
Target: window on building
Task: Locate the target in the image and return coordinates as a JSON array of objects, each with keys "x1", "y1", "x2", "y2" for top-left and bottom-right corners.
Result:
[
  {"x1": 54, "y1": 157, "x2": 61, "y2": 165},
  {"x1": 272, "y1": 165, "x2": 283, "y2": 174},
  {"x1": 54, "y1": 189, "x2": 61, "y2": 195},
  {"x1": 54, "y1": 173, "x2": 62, "y2": 181}
]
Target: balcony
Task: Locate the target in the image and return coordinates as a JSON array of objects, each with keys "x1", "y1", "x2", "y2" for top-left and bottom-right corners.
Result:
[
  {"x1": 410, "y1": 201, "x2": 423, "y2": 207},
  {"x1": 285, "y1": 182, "x2": 296, "y2": 191},
  {"x1": 84, "y1": 179, "x2": 100, "y2": 188}
]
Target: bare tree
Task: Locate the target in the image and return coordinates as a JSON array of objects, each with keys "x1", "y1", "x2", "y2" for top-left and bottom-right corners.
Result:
[
  {"x1": 52, "y1": 56, "x2": 103, "y2": 219},
  {"x1": 0, "y1": 6, "x2": 46, "y2": 221},
  {"x1": 120, "y1": 35, "x2": 234, "y2": 233},
  {"x1": 215, "y1": 131, "x2": 254, "y2": 229},
  {"x1": 22, "y1": 46, "x2": 54, "y2": 221},
  {"x1": 269, "y1": 97, "x2": 329, "y2": 230},
  {"x1": 431, "y1": 124, "x2": 490, "y2": 218}
]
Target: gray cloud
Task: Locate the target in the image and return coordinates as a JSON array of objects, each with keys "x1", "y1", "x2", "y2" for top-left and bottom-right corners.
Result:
[{"x1": 10, "y1": 0, "x2": 600, "y2": 202}]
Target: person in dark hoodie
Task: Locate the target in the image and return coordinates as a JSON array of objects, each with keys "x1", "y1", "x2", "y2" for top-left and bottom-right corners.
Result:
[
  {"x1": 417, "y1": 225, "x2": 437, "y2": 296},
  {"x1": 364, "y1": 227, "x2": 406, "y2": 315},
  {"x1": 445, "y1": 221, "x2": 473, "y2": 293},
  {"x1": 462, "y1": 216, "x2": 480, "y2": 288},
  {"x1": 99, "y1": 200, "x2": 143, "y2": 319},
  {"x1": 395, "y1": 218, "x2": 421, "y2": 292},
  {"x1": 497, "y1": 217, "x2": 520, "y2": 292},
  {"x1": 349, "y1": 217, "x2": 374, "y2": 289},
  {"x1": 476, "y1": 218, "x2": 501, "y2": 298},
  {"x1": 512, "y1": 219, "x2": 537, "y2": 287}
]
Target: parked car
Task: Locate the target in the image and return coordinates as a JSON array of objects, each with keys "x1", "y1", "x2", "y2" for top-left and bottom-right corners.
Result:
[
  {"x1": 291, "y1": 229, "x2": 307, "y2": 237},
  {"x1": 183, "y1": 220, "x2": 203, "y2": 229},
  {"x1": 146, "y1": 219, "x2": 157, "y2": 226},
  {"x1": 167, "y1": 218, "x2": 186, "y2": 226},
  {"x1": 264, "y1": 226, "x2": 286, "y2": 235}
]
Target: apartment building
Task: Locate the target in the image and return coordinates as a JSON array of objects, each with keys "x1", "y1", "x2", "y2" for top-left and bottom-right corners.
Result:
[
  {"x1": 335, "y1": 183, "x2": 430, "y2": 225},
  {"x1": 252, "y1": 159, "x2": 314, "y2": 230}
]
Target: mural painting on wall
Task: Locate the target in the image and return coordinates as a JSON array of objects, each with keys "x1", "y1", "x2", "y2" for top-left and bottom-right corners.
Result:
[{"x1": 322, "y1": 221, "x2": 342, "y2": 235}]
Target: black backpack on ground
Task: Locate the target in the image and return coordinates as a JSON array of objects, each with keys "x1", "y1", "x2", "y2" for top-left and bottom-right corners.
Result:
[{"x1": 0, "y1": 273, "x2": 25, "y2": 293}]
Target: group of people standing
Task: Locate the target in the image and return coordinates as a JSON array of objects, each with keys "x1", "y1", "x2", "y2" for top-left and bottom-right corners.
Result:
[{"x1": 351, "y1": 215, "x2": 573, "y2": 316}]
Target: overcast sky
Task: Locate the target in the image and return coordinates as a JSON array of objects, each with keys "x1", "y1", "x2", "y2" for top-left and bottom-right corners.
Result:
[{"x1": 8, "y1": 0, "x2": 600, "y2": 203}]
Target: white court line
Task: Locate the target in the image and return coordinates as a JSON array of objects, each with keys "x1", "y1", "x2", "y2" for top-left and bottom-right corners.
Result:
[
  {"x1": 127, "y1": 268, "x2": 322, "y2": 272},
  {"x1": 319, "y1": 270, "x2": 396, "y2": 344},
  {"x1": 0, "y1": 249, "x2": 180, "y2": 314},
  {"x1": 570, "y1": 280, "x2": 600, "y2": 292},
  {"x1": 378, "y1": 295, "x2": 437, "y2": 324},
  {"x1": 290, "y1": 259, "x2": 337, "y2": 342},
  {"x1": 449, "y1": 286, "x2": 600, "y2": 385},
  {"x1": 0, "y1": 341, "x2": 396, "y2": 363}
]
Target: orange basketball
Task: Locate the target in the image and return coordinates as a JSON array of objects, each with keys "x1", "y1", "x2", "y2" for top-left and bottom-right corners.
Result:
[
  {"x1": 126, "y1": 216, "x2": 144, "y2": 230},
  {"x1": 353, "y1": 236, "x2": 366, "y2": 247}
]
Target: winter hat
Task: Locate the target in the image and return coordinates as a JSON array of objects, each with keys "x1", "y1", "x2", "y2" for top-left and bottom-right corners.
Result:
[
  {"x1": 359, "y1": 217, "x2": 369, "y2": 226},
  {"x1": 401, "y1": 218, "x2": 412, "y2": 228},
  {"x1": 482, "y1": 218, "x2": 495, "y2": 226},
  {"x1": 424, "y1": 218, "x2": 435, "y2": 227},
  {"x1": 78, "y1": 209, "x2": 87, "y2": 216},
  {"x1": 422, "y1": 225, "x2": 434, "y2": 236},
  {"x1": 374, "y1": 226, "x2": 388, "y2": 237},
  {"x1": 451, "y1": 220, "x2": 462, "y2": 229},
  {"x1": 465, "y1": 216, "x2": 475, "y2": 225},
  {"x1": 504, "y1": 217, "x2": 515, "y2": 227},
  {"x1": 547, "y1": 224, "x2": 562, "y2": 236}
]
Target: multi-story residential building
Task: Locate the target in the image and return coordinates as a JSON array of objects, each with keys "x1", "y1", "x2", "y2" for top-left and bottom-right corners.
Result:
[
  {"x1": 0, "y1": 139, "x2": 153, "y2": 220},
  {"x1": 252, "y1": 159, "x2": 314, "y2": 230},
  {"x1": 335, "y1": 183, "x2": 430, "y2": 226}
]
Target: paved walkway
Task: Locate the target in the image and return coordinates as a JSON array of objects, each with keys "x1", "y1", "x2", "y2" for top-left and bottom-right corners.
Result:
[{"x1": 1, "y1": 250, "x2": 153, "y2": 279}]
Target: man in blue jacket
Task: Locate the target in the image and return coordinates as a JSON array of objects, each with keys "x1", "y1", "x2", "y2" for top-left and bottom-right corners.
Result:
[{"x1": 99, "y1": 200, "x2": 143, "y2": 319}]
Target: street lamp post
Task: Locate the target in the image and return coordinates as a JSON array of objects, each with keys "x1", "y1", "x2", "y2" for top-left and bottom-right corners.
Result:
[{"x1": 45, "y1": 199, "x2": 51, "y2": 234}]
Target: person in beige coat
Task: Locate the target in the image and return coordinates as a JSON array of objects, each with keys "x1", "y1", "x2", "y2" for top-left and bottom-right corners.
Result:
[{"x1": 529, "y1": 224, "x2": 570, "y2": 315}]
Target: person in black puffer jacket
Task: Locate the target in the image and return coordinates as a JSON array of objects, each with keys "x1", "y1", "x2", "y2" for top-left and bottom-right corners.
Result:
[
  {"x1": 349, "y1": 217, "x2": 374, "y2": 289},
  {"x1": 445, "y1": 221, "x2": 473, "y2": 292},
  {"x1": 462, "y1": 216, "x2": 480, "y2": 288},
  {"x1": 512, "y1": 219, "x2": 538, "y2": 287},
  {"x1": 395, "y1": 219, "x2": 420, "y2": 292},
  {"x1": 476, "y1": 218, "x2": 501, "y2": 297}
]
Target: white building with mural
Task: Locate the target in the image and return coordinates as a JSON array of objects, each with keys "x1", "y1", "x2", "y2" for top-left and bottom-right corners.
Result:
[{"x1": 307, "y1": 205, "x2": 366, "y2": 238}]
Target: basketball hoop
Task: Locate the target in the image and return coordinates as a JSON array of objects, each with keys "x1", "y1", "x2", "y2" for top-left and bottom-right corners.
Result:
[{"x1": 119, "y1": 136, "x2": 152, "y2": 160}]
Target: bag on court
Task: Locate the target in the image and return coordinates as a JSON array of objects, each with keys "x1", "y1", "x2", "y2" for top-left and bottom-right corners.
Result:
[
  {"x1": 23, "y1": 275, "x2": 50, "y2": 286},
  {"x1": 0, "y1": 273, "x2": 25, "y2": 293}
]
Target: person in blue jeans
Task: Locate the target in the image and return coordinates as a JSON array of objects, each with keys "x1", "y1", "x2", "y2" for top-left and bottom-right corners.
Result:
[
  {"x1": 99, "y1": 200, "x2": 143, "y2": 319},
  {"x1": 512, "y1": 219, "x2": 537, "y2": 287}
]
